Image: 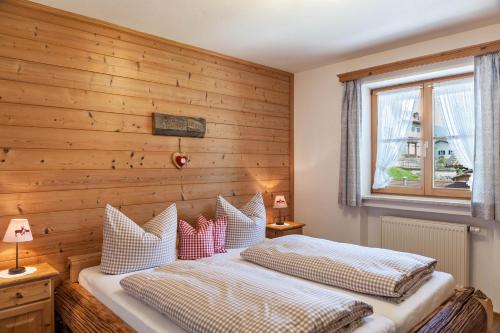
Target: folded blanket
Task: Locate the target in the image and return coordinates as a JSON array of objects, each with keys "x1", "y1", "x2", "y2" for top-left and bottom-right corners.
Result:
[
  {"x1": 241, "y1": 235, "x2": 437, "y2": 302},
  {"x1": 120, "y1": 259, "x2": 373, "y2": 333}
]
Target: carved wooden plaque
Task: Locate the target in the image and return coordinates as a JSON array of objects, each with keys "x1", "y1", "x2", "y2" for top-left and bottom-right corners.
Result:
[{"x1": 152, "y1": 113, "x2": 206, "y2": 138}]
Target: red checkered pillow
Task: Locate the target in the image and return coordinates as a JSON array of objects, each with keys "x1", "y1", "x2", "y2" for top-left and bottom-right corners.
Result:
[
  {"x1": 178, "y1": 216, "x2": 215, "y2": 260},
  {"x1": 202, "y1": 215, "x2": 228, "y2": 253}
]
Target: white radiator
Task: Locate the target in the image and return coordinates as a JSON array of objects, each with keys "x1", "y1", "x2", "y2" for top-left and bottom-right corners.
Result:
[{"x1": 380, "y1": 216, "x2": 470, "y2": 286}]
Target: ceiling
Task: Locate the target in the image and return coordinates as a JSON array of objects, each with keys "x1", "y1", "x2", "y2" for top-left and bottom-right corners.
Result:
[{"x1": 33, "y1": 0, "x2": 500, "y2": 72}]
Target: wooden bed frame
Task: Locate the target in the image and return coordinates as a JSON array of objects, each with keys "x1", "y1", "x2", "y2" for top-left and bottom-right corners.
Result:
[{"x1": 55, "y1": 252, "x2": 494, "y2": 333}]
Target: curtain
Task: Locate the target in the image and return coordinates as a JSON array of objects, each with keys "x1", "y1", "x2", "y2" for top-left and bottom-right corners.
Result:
[
  {"x1": 472, "y1": 51, "x2": 500, "y2": 221},
  {"x1": 338, "y1": 80, "x2": 361, "y2": 207},
  {"x1": 372, "y1": 88, "x2": 420, "y2": 189},
  {"x1": 433, "y1": 79, "x2": 474, "y2": 169}
]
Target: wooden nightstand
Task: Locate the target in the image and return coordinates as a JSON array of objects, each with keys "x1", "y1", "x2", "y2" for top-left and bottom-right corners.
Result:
[
  {"x1": 266, "y1": 222, "x2": 305, "y2": 239},
  {"x1": 0, "y1": 263, "x2": 58, "y2": 333}
]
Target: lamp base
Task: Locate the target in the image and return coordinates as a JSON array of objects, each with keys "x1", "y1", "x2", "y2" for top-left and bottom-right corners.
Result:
[
  {"x1": 8, "y1": 266, "x2": 26, "y2": 275},
  {"x1": 275, "y1": 220, "x2": 285, "y2": 226}
]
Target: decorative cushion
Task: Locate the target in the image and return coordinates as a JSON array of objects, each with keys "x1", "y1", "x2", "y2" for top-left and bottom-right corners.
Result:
[
  {"x1": 100, "y1": 204, "x2": 177, "y2": 274},
  {"x1": 211, "y1": 215, "x2": 228, "y2": 253},
  {"x1": 216, "y1": 193, "x2": 266, "y2": 249},
  {"x1": 178, "y1": 216, "x2": 215, "y2": 260}
]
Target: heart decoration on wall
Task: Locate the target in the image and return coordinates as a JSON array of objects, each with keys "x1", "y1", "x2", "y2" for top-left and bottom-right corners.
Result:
[
  {"x1": 172, "y1": 138, "x2": 189, "y2": 169},
  {"x1": 172, "y1": 152, "x2": 189, "y2": 169}
]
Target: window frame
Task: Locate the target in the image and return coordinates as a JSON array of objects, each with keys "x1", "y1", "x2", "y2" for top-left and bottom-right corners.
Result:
[{"x1": 371, "y1": 73, "x2": 473, "y2": 199}]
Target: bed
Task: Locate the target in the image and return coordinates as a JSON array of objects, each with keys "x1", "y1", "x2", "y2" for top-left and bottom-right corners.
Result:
[{"x1": 56, "y1": 248, "x2": 492, "y2": 333}]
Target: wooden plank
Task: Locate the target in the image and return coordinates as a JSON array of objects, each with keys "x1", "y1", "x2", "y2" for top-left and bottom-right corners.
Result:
[
  {"x1": 0, "y1": 80, "x2": 289, "y2": 130},
  {"x1": 0, "y1": 149, "x2": 289, "y2": 171},
  {"x1": 0, "y1": 103, "x2": 290, "y2": 136},
  {"x1": 0, "y1": 126, "x2": 289, "y2": 155},
  {"x1": 0, "y1": 11, "x2": 290, "y2": 95},
  {"x1": 0, "y1": 0, "x2": 292, "y2": 82},
  {"x1": 338, "y1": 39, "x2": 500, "y2": 82},
  {"x1": 0, "y1": 180, "x2": 289, "y2": 216},
  {"x1": 0, "y1": 33, "x2": 289, "y2": 109},
  {"x1": 0, "y1": 168, "x2": 290, "y2": 193}
]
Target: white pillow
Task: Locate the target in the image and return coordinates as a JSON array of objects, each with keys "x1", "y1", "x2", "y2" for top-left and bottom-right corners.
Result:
[
  {"x1": 100, "y1": 203, "x2": 177, "y2": 274},
  {"x1": 216, "y1": 193, "x2": 266, "y2": 249}
]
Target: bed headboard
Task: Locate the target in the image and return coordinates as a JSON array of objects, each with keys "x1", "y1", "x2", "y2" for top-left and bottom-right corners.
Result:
[{"x1": 68, "y1": 252, "x2": 102, "y2": 283}]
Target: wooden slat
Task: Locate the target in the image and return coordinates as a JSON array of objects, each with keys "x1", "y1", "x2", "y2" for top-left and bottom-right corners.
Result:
[
  {"x1": 0, "y1": 80, "x2": 289, "y2": 130},
  {"x1": 0, "y1": 167, "x2": 290, "y2": 193},
  {"x1": 0, "y1": 149, "x2": 289, "y2": 171},
  {"x1": 338, "y1": 39, "x2": 500, "y2": 82},
  {"x1": 0, "y1": 103, "x2": 289, "y2": 134},
  {"x1": 0, "y1": 33, "x2": 290, "y2": 109},
  {"x1": 0, "y1": 180, "x2": 290, "y2": 216},
  {"x1": 0, "y1": 125, "x2": 289, "y2": 155},
  {"x1": 0, "y1": 0, "x2": 291, "y2": 82}
]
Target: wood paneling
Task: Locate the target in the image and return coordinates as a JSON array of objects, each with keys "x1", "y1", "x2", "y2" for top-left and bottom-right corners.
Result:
[{"x1": 0, "y1": 1, "x2": 293, "y2": 278}]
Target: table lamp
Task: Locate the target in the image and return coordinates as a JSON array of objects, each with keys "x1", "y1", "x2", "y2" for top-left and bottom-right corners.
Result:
[
  {"x1": 3, "y1": 218, "x2": 33, "y2": 275},
  {"x1": 273, "y1": 195, "x2": 288, "y2": 226}
]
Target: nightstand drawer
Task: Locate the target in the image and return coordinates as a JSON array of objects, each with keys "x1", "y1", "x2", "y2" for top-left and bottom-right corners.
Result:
[
  {"x1": 266, "y1": 227, "x2": 303, "y2": 239},
  {"x1": 280, "y1": 228, "x2": 303, "y2": 236},
  {"x1": 0, "y1": 279, "x2": 51, "y2": 310}
]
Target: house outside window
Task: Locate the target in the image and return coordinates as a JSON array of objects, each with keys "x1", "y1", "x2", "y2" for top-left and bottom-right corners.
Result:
[{"x1": 371, "y1": 74, "x2": 473, "y2": 198}]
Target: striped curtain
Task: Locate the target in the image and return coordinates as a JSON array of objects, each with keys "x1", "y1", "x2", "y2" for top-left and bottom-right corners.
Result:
[
  {"x1": 338, "y1": 80, "x2": 362, "y2": 207},
  {"x1": 472, "y1": 51, "x2": 500, "y2": 220}
]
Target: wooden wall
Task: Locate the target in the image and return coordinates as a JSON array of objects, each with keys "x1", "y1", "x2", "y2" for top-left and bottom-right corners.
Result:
[{"x1": 0, "y1": 0, "x2": 293, "y2": 279}]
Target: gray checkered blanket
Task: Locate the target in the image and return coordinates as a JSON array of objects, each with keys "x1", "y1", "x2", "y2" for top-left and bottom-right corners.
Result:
[
  {"x1": 120, "y1": 259, "x2": 373, "y2": 333},
  {"x1": 241, "y1": 235, "x2": 437, "y2": 302}
]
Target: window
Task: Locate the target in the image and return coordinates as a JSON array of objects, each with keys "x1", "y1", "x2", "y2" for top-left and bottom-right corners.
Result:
[{"x1": 371, "y1": 74, "x2": 473, "y2": 198}]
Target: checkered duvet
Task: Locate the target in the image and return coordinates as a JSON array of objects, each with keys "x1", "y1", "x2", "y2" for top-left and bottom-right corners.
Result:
[
  {"x1": 120, "y1": 258, "x2": 373, "y2": 333},
  {"x1": 241, "y1": 235, "x2": 437, "y2": 302}
]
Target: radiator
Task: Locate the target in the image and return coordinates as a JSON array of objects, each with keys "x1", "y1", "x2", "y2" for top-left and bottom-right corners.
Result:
[{"x1": 380, "y1": 216, "x2": 470, "y2": 286}]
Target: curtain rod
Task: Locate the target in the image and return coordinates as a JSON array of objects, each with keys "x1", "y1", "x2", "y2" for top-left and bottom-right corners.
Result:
[{"x1": 337, "y1": 39, "x2": 500, "y2": 83}]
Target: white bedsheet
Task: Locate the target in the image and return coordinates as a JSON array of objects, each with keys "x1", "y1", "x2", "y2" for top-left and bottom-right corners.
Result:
[{"x1": 79, "y1": 249, "x2": 454, "y2": 333}]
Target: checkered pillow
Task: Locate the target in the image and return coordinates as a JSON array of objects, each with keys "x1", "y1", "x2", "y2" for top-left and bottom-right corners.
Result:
[
  {"x1": 100, "y1": 204, "x2": 177, "y2": 274},
  {"x1": 178, "y1": 216, "x2": 215, "y2": 260},
  {"x1": 216, "y1": 193, "x2": 266, "y2": 249},
  {"x1": 211, "y1": 215, "x2": 228, "y2": 253}
]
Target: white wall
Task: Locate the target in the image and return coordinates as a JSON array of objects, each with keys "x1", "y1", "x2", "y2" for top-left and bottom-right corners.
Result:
[{"x1": 294, "y1": 22, "x2": 500, "y2": 310}]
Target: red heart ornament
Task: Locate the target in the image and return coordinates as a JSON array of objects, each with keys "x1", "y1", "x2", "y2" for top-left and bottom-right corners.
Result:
[{"x1": 172, "y1": 152, "x2": 188, "y2": 169}]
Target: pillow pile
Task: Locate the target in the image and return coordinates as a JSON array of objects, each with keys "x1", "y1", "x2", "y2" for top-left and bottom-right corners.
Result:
[
  {"x1": 216, "y1": 192, "x2": 266, "y2": 249},
  {"x1": 101, "y1": 203, "x2": 177, "y2": 274},
  {"x1": 100, "y1": 193, "x2": 265, "y2": 268},
  {"x1": 178, "y1": 215, "x2": 228, "y2": 260}
]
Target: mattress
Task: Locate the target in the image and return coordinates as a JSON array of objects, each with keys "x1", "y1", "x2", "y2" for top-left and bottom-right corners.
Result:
[{"x1": 79, "y1": 249, "x2": 454, "y2": 333}]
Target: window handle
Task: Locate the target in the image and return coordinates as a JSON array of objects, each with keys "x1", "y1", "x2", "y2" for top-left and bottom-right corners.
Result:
[{"x1": 422, "y1": 141, "x2": 429, "y2": 158}]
